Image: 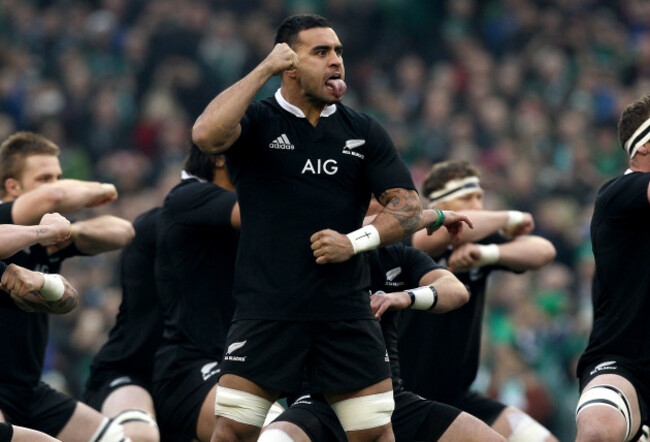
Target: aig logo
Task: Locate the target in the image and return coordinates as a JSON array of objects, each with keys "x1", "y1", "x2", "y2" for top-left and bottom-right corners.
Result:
[{"x1": 301, "y1": 159, "x2": 338, "y2": 175}]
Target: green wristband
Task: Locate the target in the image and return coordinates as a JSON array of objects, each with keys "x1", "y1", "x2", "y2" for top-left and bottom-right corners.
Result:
[{"x1": 429, "y1": 209, "x2": 446, "y2": 230}]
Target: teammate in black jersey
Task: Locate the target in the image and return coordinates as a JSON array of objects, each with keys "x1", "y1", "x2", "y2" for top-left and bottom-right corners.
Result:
[
  {"x1": 83, "y1": 207, "x2": 162, "y2": 442},
  {"x1": 574, "y1": 95, "x2": 650, "y2": 442},
  {"x1": 261, "y1": 231, "x2": 509, "y2": 441},
  {"x1": 193, "y1": 14, "x2": 424, "y2": 442},
  {"x1": 153, "y1": 143, "x2": 248, "y2": 442},
  {"x1": 399, "y1": 160, "x2": 558, "y2": 441},
  {"x1": 0, "y1": 132, "x2": 135, "y2": 441}
]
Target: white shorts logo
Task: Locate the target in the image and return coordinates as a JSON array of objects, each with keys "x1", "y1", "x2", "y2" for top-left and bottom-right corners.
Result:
[
  {"x1": 590, "y1": 360, "x2": 617, "y2": 376},
  {"x1": 109, "y1": 376, "x2": 132, "y2": 388},
  {"x1": 200, "y1": 362, "x2": 221, "y2": 381},
  {"x1": 225, "y1": 340, "x2": 248, "y2": 362}
]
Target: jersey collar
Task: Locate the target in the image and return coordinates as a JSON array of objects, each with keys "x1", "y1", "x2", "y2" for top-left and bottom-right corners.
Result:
[
  {"x1": 274, "y1": 89, "x2": 337, "y2": 118},
  {"x1": 181, "y1": 170, "x2": 207, "y2": 183}
]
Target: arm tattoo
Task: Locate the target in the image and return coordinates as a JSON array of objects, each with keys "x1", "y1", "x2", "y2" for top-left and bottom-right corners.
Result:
[
  {"x1": 11, "y1": 293, "x2": 50, "y2": 313},
  {"x1": 378, "y1": 188, "x2": 422, "y2": 236},
  {"x1": 36, "y1": 228, "x2": 48, "y2": 237}
]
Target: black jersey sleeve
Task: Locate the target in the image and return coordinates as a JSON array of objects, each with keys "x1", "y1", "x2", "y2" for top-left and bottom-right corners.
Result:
[
  {"x1": 364, "y1": 117, "x2": 416, "y2": 198},
  {"x1": 0, "y1": 202, "x2": 14, "y2": 224},
  {"x1": 609, "y1": 173, "x2": 650, "y2": 216},
  {"x1": 225, "y1": 101, "x2": 265, "y2": 155},
  {"x1": 166, "y1": 183, "x2": 237, "y2": 228},
  {"x1": 401, "y1": 245, "x2": 443, "y2": 286}
]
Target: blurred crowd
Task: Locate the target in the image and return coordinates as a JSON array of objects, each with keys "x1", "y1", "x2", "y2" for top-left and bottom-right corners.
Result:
[{"x1": 2, "y1": 0, "x2": 648, "y2": 439}]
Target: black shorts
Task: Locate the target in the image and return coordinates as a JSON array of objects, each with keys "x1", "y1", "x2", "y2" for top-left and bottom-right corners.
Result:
[
  {"x1": 578, "y1": 358, "x2": 649, "y2": 437},
  {"x1": 0, "y1": 422, "x2": 12, "y2": 442},
  {"x1": 152, "y1": 356, "x2": 221, "y2": 441},
  {"x1": 0, "y1": 381, "x2": 76, "y2": 436},
  {"x1": 453, "y1": 391, "x2": 506, "y2": 426},
  {"x1": 220, "y1": 319, "x2": 390, "y2": 394},
  {"x1": 83, "y1": 367, "x2": 152, "y2": 412},
  {"x1": 277, "y1": 390, "x2": 460, "y2": 442}
]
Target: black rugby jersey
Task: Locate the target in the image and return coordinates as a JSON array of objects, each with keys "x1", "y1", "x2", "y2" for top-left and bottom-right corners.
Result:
[
  {"x1": 154, "y1": 178, "x2": 238, "y2": 380},
  {"x1": 398, "y1": 233, "x2": 510, "y2": 405},
  {"x1": 0, "y1": 201, "x2": 82, "y2": 387},
  {"x1": 368, "y1": 243, "x2": 440, "y2": 392},
  {"x1": 577, "y1": 172, "x2": 650, "y2": 394},
  {"x1": 225, "y1": 90, "x2": 415, "y2": 321},
  {"x1": 86, "y1": 208, "x2": 163, "y2": 384}
]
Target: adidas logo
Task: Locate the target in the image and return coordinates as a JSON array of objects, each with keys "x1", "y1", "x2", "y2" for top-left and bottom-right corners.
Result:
[{"x1": 269, "y1": 134, "x2": 295, "y2": 150}]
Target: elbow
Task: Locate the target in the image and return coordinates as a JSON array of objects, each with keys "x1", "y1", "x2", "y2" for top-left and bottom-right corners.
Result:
[
  {"x1": 449, "y1": 283, "x2": 470, "y2": 310},
  {"x1": 45, "y1": 186, "x2": 66, "y2": 211},
  {"x1": 192, "y1": 121, "x2": 225, "y2": 154},
  {"x1": 531, "y1": 242, "x2": 557, "y2": 269},
  {"x1": 116, "y1": 222, "x2": 136, "y2": 247}
]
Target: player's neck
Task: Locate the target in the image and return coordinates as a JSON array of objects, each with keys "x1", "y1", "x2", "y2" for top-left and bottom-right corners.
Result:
[
  {"x1": 213, "y1": 171, "x2": 235, "y2": 191},
  {"x1": 280, "y1": 85, "x2": 326, "y2": 127}
]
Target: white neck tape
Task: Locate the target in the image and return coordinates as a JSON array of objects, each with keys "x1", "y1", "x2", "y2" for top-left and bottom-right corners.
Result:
[
  {"x1": 624, "y1": 116, "x2": 650, "y2": 158},
  {"x1": 427, "y1": 176, "x2": 482, "y2": 206}
]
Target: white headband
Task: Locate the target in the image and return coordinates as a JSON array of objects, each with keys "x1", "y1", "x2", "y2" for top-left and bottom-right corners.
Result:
[
  {"x1": 427, "y1": 176, "x2": 482, "y2": 207},
  {"x1": 624, "y1": 117, "x2": 650, "y2": 158}
]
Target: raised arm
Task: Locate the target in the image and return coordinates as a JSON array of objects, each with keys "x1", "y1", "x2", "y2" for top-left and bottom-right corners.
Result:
[
  {"x1": 1, "y1": 264, "x2": 78, "y2": 314},
  {"x1": 412, "y1": 209, "x2": 534, "y2": 257},
  {"x1": 0, "y1": 213, "x2": 70, "y2": 259},
  {"x1": 371, "y1": 268, "x2": 469, "y2": 320},
  {"x1": 192, "y1": 44, "x2": 298, "y2": 154},
  {"x1": 448, "y1": 235, "x2": 556, "y2": 273},
  {"x1": 10, "y1": 179, "x2": 118, "y2": 225}
]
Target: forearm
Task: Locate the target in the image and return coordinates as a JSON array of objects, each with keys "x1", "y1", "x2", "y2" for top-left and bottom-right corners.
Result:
[
  {"x1": 72, "y1": 216, "x2": 135, "y2": 254},
  {"x1": 0, "y1": 225, "x2": 55, "y2": 258},
  {"x1": 372, "y1": 188, "x2": 422, "y2": 245},
  {"x1": 193, "y1": 63, "x2": 274, "y2": 153},
  {"x1": 495, "y1": 236, "x2": 556, "y2": 271},
  {"x1": 424, "y1": 273, "x2": 469, "y2": 313}
]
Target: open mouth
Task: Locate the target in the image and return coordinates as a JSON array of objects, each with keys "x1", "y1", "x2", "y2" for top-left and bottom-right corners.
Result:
[{"x1": 325, "y1": 74, "x2": 346, "y2": 98}]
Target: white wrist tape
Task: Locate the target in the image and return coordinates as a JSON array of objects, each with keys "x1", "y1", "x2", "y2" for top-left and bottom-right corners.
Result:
[
  {"x1": 407, "y1": 286, "x2": 437, "y2": 310},
  {"x1": 346, "y1": 225, "x2": 381, "y2": 254},
  {"x1": 506, "y1": 210, "x2": 524, "y2": 229},
  {"x1": 475, "y1": 244, "x2": 500, "y2": 267},
  {"x1": 38, "y1": 273, "x2": 64, "y2": 301}
]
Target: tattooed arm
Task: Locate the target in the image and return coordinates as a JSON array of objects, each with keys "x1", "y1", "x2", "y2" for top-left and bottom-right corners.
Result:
[
  {"x1": 310, "y1": 188, "x2": 422, "y2": 264},
  {"x1": 1, "y1": 264, "x2": 78, "y2": 314}
]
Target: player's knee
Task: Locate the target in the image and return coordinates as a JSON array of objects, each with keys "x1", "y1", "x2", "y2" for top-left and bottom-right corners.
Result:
[
  {"x1": 111, "y1": 409, "x2": 159, "y2": 442},
  {"x1": 576, "y1": 384, "x2": 632, "y2": 442},
  {"x1": 504, "y1": 412, "x2": 553, "y2": 442},
  {"x1": 258, "y1": 428, "x2": 295, "y2": 442},
  {"x1": 215, "y1": 386, "x2": 271, "y2": 438},
  {"x1": 88, "y1": 416, "x2": 128, "y2": 442},
  {"x1": 330, "y1": 391, "x2": 394, "y2": 432}
]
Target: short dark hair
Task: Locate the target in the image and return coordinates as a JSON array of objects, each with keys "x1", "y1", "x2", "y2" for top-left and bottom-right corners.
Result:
[
  {"x1": 422, "y1": 160, "x2": 481, "y2": 197},
  {"x1": 0, "y1": 131, "x2": 60, "y2": 197},
  {"x1": 274, "y1": 14, "x2": 332, "y2": 48},
  {"x1": 618, "y1": 94, "x2": 650, "y2": 155},
  {"x1": 184, "y1": 141, "x2": 220, "y2": 182}
]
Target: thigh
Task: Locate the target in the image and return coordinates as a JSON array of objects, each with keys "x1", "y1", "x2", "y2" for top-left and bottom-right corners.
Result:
[
  {"x1": 455, "y1": 391, "x2": 506, "y2": 426},
  {"x1": 274, "y1": 395, "x2": 345, "y2": 442},
  {"x1": 153, "y1": 358, "x2": 221, "y2": 440},
  {"x1": 55, "y1": 401, "x2": 107, "y2": 442},
  {"x1": 392, "y1": 391, "x2": 460, "y2": 442},
  {"x1": 10, "y1": 382, "x2": 77, "y2": 437},
  {"x1": 220, "y1": 320, "x2": 312, "y2": 393},
  {"x1": 312, "y1": 319, "x2": 390, "y2": 394}
]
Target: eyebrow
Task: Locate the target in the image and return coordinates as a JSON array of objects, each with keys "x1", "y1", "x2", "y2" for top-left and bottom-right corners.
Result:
[{"x1": 312, "y1": 44, "x2": 343, "y2": 52}]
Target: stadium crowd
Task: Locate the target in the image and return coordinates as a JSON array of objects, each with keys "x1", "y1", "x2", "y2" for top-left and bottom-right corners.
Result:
[{"x1": 1, "y1": 0, "x2": 648, "y2": 440}]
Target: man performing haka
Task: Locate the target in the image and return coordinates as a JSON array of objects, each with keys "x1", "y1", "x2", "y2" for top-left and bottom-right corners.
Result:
[{"x1": 193, "y1": 13, "x2": 424, "y2": 442}]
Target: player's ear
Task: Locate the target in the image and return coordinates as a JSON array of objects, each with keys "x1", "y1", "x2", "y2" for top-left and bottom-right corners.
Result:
[{"x1": 4, "y1": 178, "x2": 22, "y2": 198}]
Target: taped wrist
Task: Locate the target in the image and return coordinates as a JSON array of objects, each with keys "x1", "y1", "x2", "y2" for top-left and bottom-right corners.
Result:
[
  {"x1": 475, "y1": 244, "x2": 500, "y2": 267},
  {"x1": 38, "y1": 273, "x2": 64, "y2": 301},
  {"x1": 506, "y1": 210, "x2": 524, "y2": 229},
  {"x1": 406, "y1": 285, "x2": 438, "y2": 310},
  {"x1": 346, "y1": 225, "x2": 381, "y2": 254}
]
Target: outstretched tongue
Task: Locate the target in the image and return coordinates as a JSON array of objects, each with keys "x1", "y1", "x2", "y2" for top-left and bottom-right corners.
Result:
[{"x1": 326, "y1": 78, "x2": 347, "y2": 99}]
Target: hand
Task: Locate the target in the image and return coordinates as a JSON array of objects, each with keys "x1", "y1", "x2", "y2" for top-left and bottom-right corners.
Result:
[
  {"x1": 438, "y1": 211, "x2": 473, "y2": 241},
  {"x1": 501, "y1": 212, "x2": 534, "y2": 238},
  {"x1": 310, "y1": 229, "x2": 354, "y2": 264},
  {"x1": 87, "y1": 183, "x2": 118, "y2": 207},
  {"x1": 263, "y1": 43, "x2": 299, "y2": 76},
  {"x1": 370, "y1": 292, "x2": 411, "y2": 320},
  {"x1": 1, "y1": 264, "x2": 44, "y2": 297},
  {"x1": 447, "y1": 243, "x2": 482, "y2": 273},
  {"x1": 38, "y1": 213, "x2": 71, "y2": 246}
]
